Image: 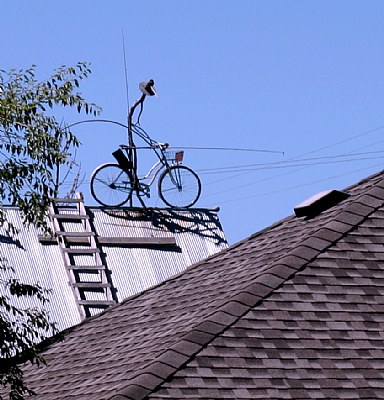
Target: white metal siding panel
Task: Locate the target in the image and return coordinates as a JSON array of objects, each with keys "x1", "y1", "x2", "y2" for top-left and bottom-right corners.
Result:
[
  {"x1": 0, "y1": 209, "x2": 81, "y2": 331},
  {"x1": 0, "y1": 206, "x2": 227, "y2": 330}
]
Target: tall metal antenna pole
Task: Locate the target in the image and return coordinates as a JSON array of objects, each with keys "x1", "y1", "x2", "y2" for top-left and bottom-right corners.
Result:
[
  {"x1": 121, "y1": 33, "x2": 157, "y2": 208},
  {"x1": 122, "y1": 29, "x2": 130, "y2": 144}
]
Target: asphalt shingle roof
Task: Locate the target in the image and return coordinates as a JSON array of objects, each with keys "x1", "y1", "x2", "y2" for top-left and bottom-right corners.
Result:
[{"x1": 15, "y1": 170, "x2": 384, "y2": 399}]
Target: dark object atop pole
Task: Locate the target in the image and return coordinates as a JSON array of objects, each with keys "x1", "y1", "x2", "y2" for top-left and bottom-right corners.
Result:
[{"x1": 139, "y1": 79, "x2": 157, "y2": 96}]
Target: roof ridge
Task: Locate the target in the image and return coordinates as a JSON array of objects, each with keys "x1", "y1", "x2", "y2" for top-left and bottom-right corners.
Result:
[
  {"x1": 342, "y1": 168, "x2": 384, "y2": 192},
  {"x1": 111, "y1": 174, "x2": 384, "y2": 400}
]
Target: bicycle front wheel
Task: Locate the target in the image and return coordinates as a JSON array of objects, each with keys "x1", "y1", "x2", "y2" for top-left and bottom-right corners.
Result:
[
  {"x1": 90, "y1": 163, "x2": 133, "y2": 207},
  {"x1": 158, "y1": 165, "x2": 201, "y2": 208}
]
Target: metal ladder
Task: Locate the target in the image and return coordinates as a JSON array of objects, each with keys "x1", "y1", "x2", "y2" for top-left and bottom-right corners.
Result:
[{"x1": 48, "y1": 193, "x2": 117, "y2": 319}]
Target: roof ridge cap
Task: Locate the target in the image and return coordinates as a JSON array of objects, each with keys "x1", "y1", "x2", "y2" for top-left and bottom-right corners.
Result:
[{"x1": 343, "y1": 168, "x2": 384, "y2": 192}]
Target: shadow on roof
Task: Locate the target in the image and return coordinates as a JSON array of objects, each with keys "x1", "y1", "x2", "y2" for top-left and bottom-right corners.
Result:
[{"x1": 99, "y1": 207, "x2": 227, "y2": 245}]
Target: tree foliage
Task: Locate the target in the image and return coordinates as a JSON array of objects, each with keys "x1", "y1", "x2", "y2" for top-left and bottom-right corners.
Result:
[{"x1": 0, "y1": 63, "x2": 101, "y2": 399}]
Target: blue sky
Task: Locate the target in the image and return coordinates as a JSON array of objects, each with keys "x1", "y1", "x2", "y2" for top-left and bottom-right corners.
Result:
[{"x1": 2, "y1": 1, "x2": 384, "y2": 243}]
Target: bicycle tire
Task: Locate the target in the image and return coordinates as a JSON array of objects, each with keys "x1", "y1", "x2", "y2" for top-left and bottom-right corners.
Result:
[
  {"x1": 90, "y1": 163, "x2": 133, "y2": 207},
  {"x1": 158, "y1": 165, "x2": 201, "y2": 208}
]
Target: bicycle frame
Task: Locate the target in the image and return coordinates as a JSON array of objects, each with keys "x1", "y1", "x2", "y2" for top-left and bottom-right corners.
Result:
[
  {"x1": 142, "y1": 155, "x2": 182, "y2": 191},
  {"x1": 90, "y1": 124, "x2": 201, "y2": 208},
  {"x1": 137, "y1": 157, "x2": 165, "y2": 188},
  {"x1": 120, "y1": 123, "x2": 177, "y2": 193}
]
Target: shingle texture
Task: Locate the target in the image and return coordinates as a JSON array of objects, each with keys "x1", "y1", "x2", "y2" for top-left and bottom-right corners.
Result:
[{"x1": 11, "y1": 170, "x2": 384, "y2": 399}]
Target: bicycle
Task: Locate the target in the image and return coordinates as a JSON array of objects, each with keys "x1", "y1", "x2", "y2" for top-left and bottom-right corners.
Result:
[{"x1": 90, "y1": 125, "x2": 202, "y2": 208}]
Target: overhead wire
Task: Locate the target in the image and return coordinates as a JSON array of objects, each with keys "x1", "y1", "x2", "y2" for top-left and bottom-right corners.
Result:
[
  {"x1": 285, "y1": 123, "x2": 384, "y2": 160},
  {"x1": 68, "y1": 118, "x2": 384, "y2": 207},
  {"x1": 202, "y1": 124, "x2": 384, "y2": 202},
  {"x1": 216, "y1": 161, "x2": 384, "y2": 205},
  {"x1": 169, "y1": 146, "x2": 284, "y2": 154},
  {"x1": 198, "y1": 150, "x2": 384, "y2": 175},
  {"x1": 203, "y1": 157, "x2": 384, "y2": 199},
  {"x1": 202, "y1": 149, "x2": 384, "y2": 193}
]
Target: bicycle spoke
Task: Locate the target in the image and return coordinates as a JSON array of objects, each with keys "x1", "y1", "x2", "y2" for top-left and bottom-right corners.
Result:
[
  {"x1": 90, "y1": 164, "x2": 132, "y2": 207},
  {"x1": 158, "y1": 165, "x2": 201, "y2": 208}
]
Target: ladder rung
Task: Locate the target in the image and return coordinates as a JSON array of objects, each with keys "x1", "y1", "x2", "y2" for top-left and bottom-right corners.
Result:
[
  {"x1": 62, "y1": 248, "x2": 100, "y2": 254},
  {"x1": 51, "y1": 214, "x2": 89, "y2": 220},
  {"x1": 54, "y1": 207, "x2": 79, "y2": 213},
  {"x1": 57, "y1": 231, "x2": 95, "y2": 238},
  {"x1": 73, "y1": 282, "x2": 111, "y2": 289},
  {"x1": 67, "y1": 265, "x2": 106, "y2": 271},
  {"x1": 53, "y1": 197, "x2": 83, "y2": 204},
  {"x1": 78, "y1": 300, "x2": 116, "y2": 307}
]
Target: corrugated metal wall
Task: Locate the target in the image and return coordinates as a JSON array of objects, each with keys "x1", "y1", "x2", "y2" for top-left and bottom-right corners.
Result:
[
  {"x1": 90, "y1": 208, "x2": 227, "y2": 301},
  {"x1": 0, "y1": 208, "x2": 81, "y2": 331},
  {"x1": 0, "y1": 206, "x2": 227, "y2": 331}
]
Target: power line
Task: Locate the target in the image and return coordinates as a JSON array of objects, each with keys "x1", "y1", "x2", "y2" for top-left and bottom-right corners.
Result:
[
  {"x1": 214, "y1": 162, "x2": 384, "y2": 205},
  {"x1": 198, "y1": 151, "x2": 384, "y2": 175},
  {"x1": 203, "y1": 156, "x2": 384, "y2": 198},
  {"x1": 283, "y1": 124, "x2": 384, "y2": 162},
  {"x1": 169, "y1": 146, "x2": 284, "y2": 154},
  {"x1": 200, "y1": 124, "x2": 384, "y2": 200}
]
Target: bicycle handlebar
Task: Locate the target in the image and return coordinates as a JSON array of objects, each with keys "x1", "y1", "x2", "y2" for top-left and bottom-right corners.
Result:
[{"x1": 120, "y1": 142, "x2": 169, "y2": 150}]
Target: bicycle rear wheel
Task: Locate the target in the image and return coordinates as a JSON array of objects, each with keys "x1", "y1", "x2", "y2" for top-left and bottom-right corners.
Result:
[
  {"x1": 158, "y1": 165, "x2": 201, "y2": 208},
  {"x1": 90, "y1": 163, "x2": 133, "y2": 207}
]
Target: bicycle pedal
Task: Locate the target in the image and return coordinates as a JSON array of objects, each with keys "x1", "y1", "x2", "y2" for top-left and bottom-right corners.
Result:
[{"x1": 141, "y1": 186, "x2": 150, "y2": 198}]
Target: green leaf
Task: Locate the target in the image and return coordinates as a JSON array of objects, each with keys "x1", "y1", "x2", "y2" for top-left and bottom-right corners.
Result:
[{"x1": 0, "y1": 62, "x2": 101, "y2": 396}]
